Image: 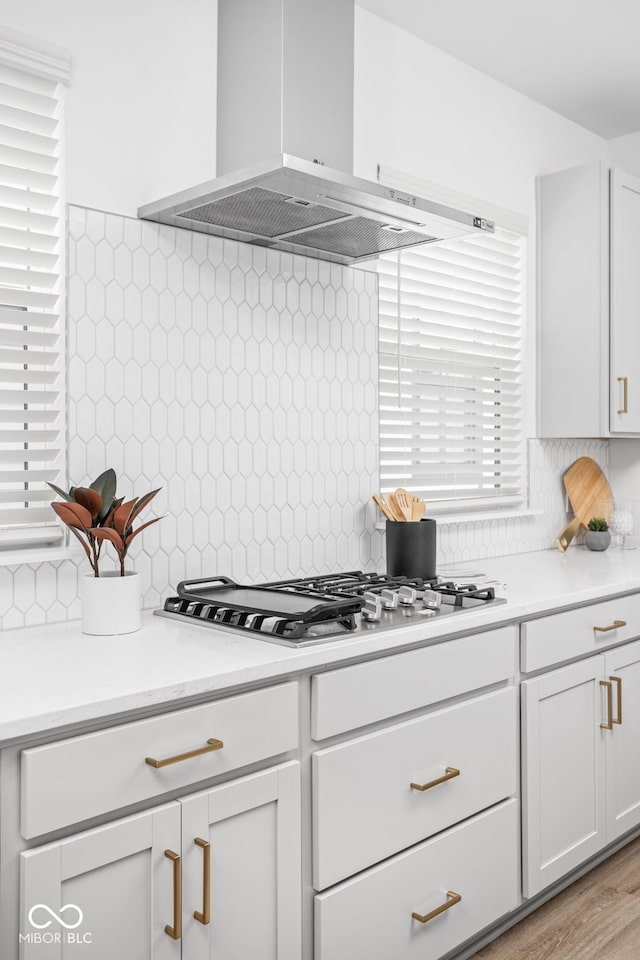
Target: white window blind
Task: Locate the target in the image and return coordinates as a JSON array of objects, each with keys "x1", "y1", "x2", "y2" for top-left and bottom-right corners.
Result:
[
  {"x1": 0, "y1": 47, "x2": 68, "y2": 549},
  {"x1": 378, "y1": 226, "x2": 527, "y2": 514}
]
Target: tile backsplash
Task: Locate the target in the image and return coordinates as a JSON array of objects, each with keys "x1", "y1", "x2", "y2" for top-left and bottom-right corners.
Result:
[{"x1": 0, "y1": 207, "x2": 610, "y2": 629}]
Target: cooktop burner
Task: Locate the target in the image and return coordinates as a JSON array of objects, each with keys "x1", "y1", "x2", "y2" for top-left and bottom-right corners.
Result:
[{"x1": 155, "y1": 571, "x2": 506, "y2": 646}]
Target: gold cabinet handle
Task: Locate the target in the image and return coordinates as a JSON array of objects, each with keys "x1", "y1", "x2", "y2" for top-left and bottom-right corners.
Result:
[
  {"x1": 410, "y1": 767, "x2": 460, "y2": 792},
  {"x1": 145, "y1": 738, "x2": 224, "y2": 768},
  {"x1": 412, "y1": 890, "x2": 462, "y2": 924},
  {"x1": 618, "y1": 376, "x2": 629, "y2": 414},
  {"x1": 611, "y1": 675, "x2": 623, "y2": 725},
  {"x1": 194, "y1": 837, "x2": 211, "y2": 925},
  {"x1": 600, "y1": 680, "x2": 613, "y2": 730},
  {"x1": 594, "y1": 620, "x2": 627, "y2": 633},
  {"x1": 164, "y1": 850, "x2": 182, "y2": 940}
]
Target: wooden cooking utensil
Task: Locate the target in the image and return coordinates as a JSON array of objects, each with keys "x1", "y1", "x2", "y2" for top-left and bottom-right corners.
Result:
[
  {"x1": 411, "y1": 497, "x2": 426, "y2": 521},
  {"x1": 395, "y1": 487, "x2": 426, "y2": 522},
  {"x1": 395, "y1": 490, "x2": 413, "y2": 521},
  {"x1": 384, "y1": 492, "x2": 405, "y2": 522},
  {"x1": 372, "y1": 494, "x2": 395, "y2": 522},
  {"x1": 556, "y1": 457, "x2": 613, "y2": 552}
]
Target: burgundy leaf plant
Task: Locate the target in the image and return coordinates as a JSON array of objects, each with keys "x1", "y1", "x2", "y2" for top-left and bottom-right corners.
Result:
[{"x1": 49, "y1": 469, "x2": 162, "y2": 577}]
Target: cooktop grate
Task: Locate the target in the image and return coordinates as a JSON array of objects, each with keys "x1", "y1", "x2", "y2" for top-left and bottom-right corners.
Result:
[{"x1": 156, "y1": 571, "x2": 500, "y2": 644}]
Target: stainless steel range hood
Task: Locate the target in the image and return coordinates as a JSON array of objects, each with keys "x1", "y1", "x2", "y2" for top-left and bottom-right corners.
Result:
[{"x1": 138, "y1": 0, "x2": 494, "y2": 265}]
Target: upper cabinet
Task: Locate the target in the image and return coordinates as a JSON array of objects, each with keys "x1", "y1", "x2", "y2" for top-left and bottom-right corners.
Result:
[
  {"x1": 610, "y1": 169, "x2": 640, "y2": 433},
  {"x1": 538, "y1": 161, "x2": 640, "y2": 438}
]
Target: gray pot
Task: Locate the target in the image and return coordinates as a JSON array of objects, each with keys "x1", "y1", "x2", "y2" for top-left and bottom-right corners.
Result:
[{"x1": 585, "y1": 530, "x2": 611, "y2": 551}]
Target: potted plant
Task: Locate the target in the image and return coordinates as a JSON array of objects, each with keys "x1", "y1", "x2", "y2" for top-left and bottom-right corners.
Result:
[
  {"x1": 49, "y1": 469, "x2": 162, "y2": 634},
  {"x1": 585, "y1": 516, "x2": 611, "y2": 552}
]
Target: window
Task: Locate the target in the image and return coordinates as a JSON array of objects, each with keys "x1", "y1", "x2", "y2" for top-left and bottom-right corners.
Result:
[
  {"x1": 378, "y1": 218, "x2": 527, "y2": 515},
  {"x1": 0, "y1": 33, "x2": 70, "y2": 549}
]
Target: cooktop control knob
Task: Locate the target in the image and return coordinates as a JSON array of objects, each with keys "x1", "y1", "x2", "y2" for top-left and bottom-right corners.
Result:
[
  {"x1": 398, "y1": 586, "x2": 417, "y2": 606},
  {"x1": 362, "y1": 592, "x2": 383, "y2": 622},
  {"x1": 422, "y1": 589, "x2": 442, "y2": 611},
  {"x1": 380, "y1": 589, "x2": 399, "y2": 610}
]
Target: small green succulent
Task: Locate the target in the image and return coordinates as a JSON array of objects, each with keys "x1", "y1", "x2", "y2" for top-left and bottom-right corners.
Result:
[{"x1": 587, "y1": 516, "x2": 609, "y2": 532}]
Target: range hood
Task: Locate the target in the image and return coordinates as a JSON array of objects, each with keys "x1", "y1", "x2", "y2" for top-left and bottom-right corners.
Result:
[{"x1": 139, "y1": 0, "x2": 494, "y2": 266}]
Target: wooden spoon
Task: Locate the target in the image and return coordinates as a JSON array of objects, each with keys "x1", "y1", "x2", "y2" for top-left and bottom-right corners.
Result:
[
  {"x1": 381, "y1": 492, "x2": 403, "y2": 521},
  {"x1": 385, "y1": 492, "x2": 405, "y2": 522},
  {"x1": 372, "y1": 494, "x2": 395, "y2": 522},
  {"x1": 411, "y1": 498, "x2": 426, "y2": 521}
]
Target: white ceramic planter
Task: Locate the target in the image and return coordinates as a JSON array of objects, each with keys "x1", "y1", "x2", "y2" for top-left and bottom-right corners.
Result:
[{"x1": 80, "y1": 571, "x2": 141, "y2": 635}]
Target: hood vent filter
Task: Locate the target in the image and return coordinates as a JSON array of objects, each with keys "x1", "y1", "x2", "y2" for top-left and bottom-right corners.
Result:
[
  {"x1": 178, "y1": 186, "x2": 347, "y2": 238},
  {"x1": 290, "y1": 216, "x2": 436, "y2": 259}
]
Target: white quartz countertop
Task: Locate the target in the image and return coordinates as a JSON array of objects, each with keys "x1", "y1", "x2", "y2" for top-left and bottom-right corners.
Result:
[{"x1": 3, "y1": 546, "x2": 640, "y2": 743}]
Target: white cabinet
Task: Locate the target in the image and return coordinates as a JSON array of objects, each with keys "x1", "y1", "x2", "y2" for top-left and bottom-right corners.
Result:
[
  {"x1": 311, "y1": 626, "x2": 519, "y2": 960},
  {"x1": 537, "y1": 161, "x2": 640, "y2": 437},
  {"x1": 19, "y1": 762, "x2": 301, "y2": 960},
  {"x1": 604, "y1": 642, "x2": 640, "y2": 840},
  {"x1": 610, "y1": 169, "x2": 640, "y2": 433},
  {"x1": 522, "y1": 639, "x2": 640, "y2": 897},
  {"x1": 21, "y1": 803, "x2": 182, "y2": 960},
  {"x1": 21, "y1": 681, "x2": 299, "y2": 838},
  {"x1": 180, "y1": 763, "x2": 301, "y2": 960},
  {"x1": 14, "y1": 681, "x2": 301, "y2": 960},
  {"x1": 313, "y1": 686, "x2": 517, "y2": 890},
  {"x1": 521, "y1": 657, "x2": 607, "y2": 897},
  {"x1": 315, "y1": 800, "x2": 519, "y2": 960}
]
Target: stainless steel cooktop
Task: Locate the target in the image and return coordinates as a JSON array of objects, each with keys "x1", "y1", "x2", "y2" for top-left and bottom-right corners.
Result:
[{"x1": 154, "y1": 572, "x2": 507, "y2": 647}]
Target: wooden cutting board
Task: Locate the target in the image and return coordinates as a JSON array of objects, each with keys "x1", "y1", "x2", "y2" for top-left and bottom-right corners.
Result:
[{"x1": 557, "y1": 457, "x2": 613, "y2": 552}]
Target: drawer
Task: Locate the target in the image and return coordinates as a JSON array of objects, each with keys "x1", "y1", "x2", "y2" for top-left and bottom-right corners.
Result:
[
  {"x1": 311, "y1": 626, "x2": 516, "y2": 739},
  {"x1": 315, "y1": 799, "x2": 518, "y2": 960},
  {"x1": 521, "y1": 593, "x2": 640, "y2": 673},
  {"x1": 313, "y1": 686, "x2": 517, "y2": 889},
  {"x1": 21, "y1": 681, "x2": 299, "y2": 838}
]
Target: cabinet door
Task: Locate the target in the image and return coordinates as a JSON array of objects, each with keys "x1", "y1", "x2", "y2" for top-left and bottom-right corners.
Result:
[
  {"x1": 537, "y1": 161, "x2": 609, "y2": 438},
  {"x1": 605, "y1": 640, "x2": 640, "y2": 840},
  {"x1": 521, "y1": 657, "x2": 607, "y2": 898},
  {"x1": 610, "y1": 168, "x2": 640, "y2": 433},
  {"x1": 20, "y1": 803, "x2": 181, "y2": 960},
  {"x1": 179, "y1": 761, "x2": 301, "y2": 960}
]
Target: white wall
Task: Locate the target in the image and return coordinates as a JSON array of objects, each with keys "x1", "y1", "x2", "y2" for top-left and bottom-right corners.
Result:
[
  {"x1": 353, "y1": 7, "x2": 606, "y2": 219},
  {"x1": 0, "y1": 0, "x2": 217, "y2": 216},
  {"x1": 608, "y1": 131, "x2": 640, "y2": 177},
  {"x1": 0, "y1": 4, "x2": 609, "y2": 221}
]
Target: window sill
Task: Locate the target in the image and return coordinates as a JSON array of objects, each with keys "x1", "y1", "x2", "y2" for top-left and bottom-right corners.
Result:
[
  {"x1": 374, "y1": 508, "x2": 542, "y2": 530},
  {"x1": 0, "y1": 545, "x2": 75, "y2": 568}
]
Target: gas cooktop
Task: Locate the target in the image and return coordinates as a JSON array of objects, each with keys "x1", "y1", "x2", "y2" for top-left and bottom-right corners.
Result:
[{"x1": 154, "y1": 571, "x2": 507, "y2": 647}]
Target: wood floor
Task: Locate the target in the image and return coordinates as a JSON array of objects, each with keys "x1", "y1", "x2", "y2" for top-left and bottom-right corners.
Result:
[{"x1": 471, "y1": 836, "x2": 640, "y2": 960}]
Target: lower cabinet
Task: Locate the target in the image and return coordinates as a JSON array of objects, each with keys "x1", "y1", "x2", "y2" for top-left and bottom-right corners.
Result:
[
  {"x1": 19, "y1": 761, "x2": 301, "y2": 960},
  {"x1": 21, "y1": 802, "x2": 182, "y2": 960},
  {"x1": 522, "y1": 639, "x2": 640, "y2": 897},
  {"x1": 315, "y1": 799, "x2": 519, "y2": 960},
  {"x1": 313, "y1": 687, "x2": 517, "y2": 890}
]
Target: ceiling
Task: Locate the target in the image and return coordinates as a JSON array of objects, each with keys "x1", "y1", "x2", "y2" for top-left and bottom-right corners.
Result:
[{"x1": 357, "y1": 0, "x2": 640, "y2": 140}]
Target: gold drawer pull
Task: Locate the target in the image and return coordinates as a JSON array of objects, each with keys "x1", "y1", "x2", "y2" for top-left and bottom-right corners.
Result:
[
  {"x1": 611, "y1": 675, "x2": 623, "y2": 725},
  {"x1": 194, "y1": 837, "x2": 211, "y2": 925},
  {"x1": 594, "y1": 620, "x2": 626, "y2": 633},
  {"x1": 145, "y1": 738, "x2": 224, "y2": 768},
  {"x1": 600, "y1": 680, "x2": 613, "y2": 730},
  {"x1": 412, "y1": 890, "x2": 462, "y2": 924},
  {"x1": 593, "y1": 620, "x2": 627, "y2": 633},
  {"x1": 618, "y1": 376, "x2": 629, "y2": 414},
  {"x1": 410, "y1": 767, "x2": 460, "y2": 792},
  {"x1": 164, "y1": 850, "x2": 182, "y2": 940}
]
